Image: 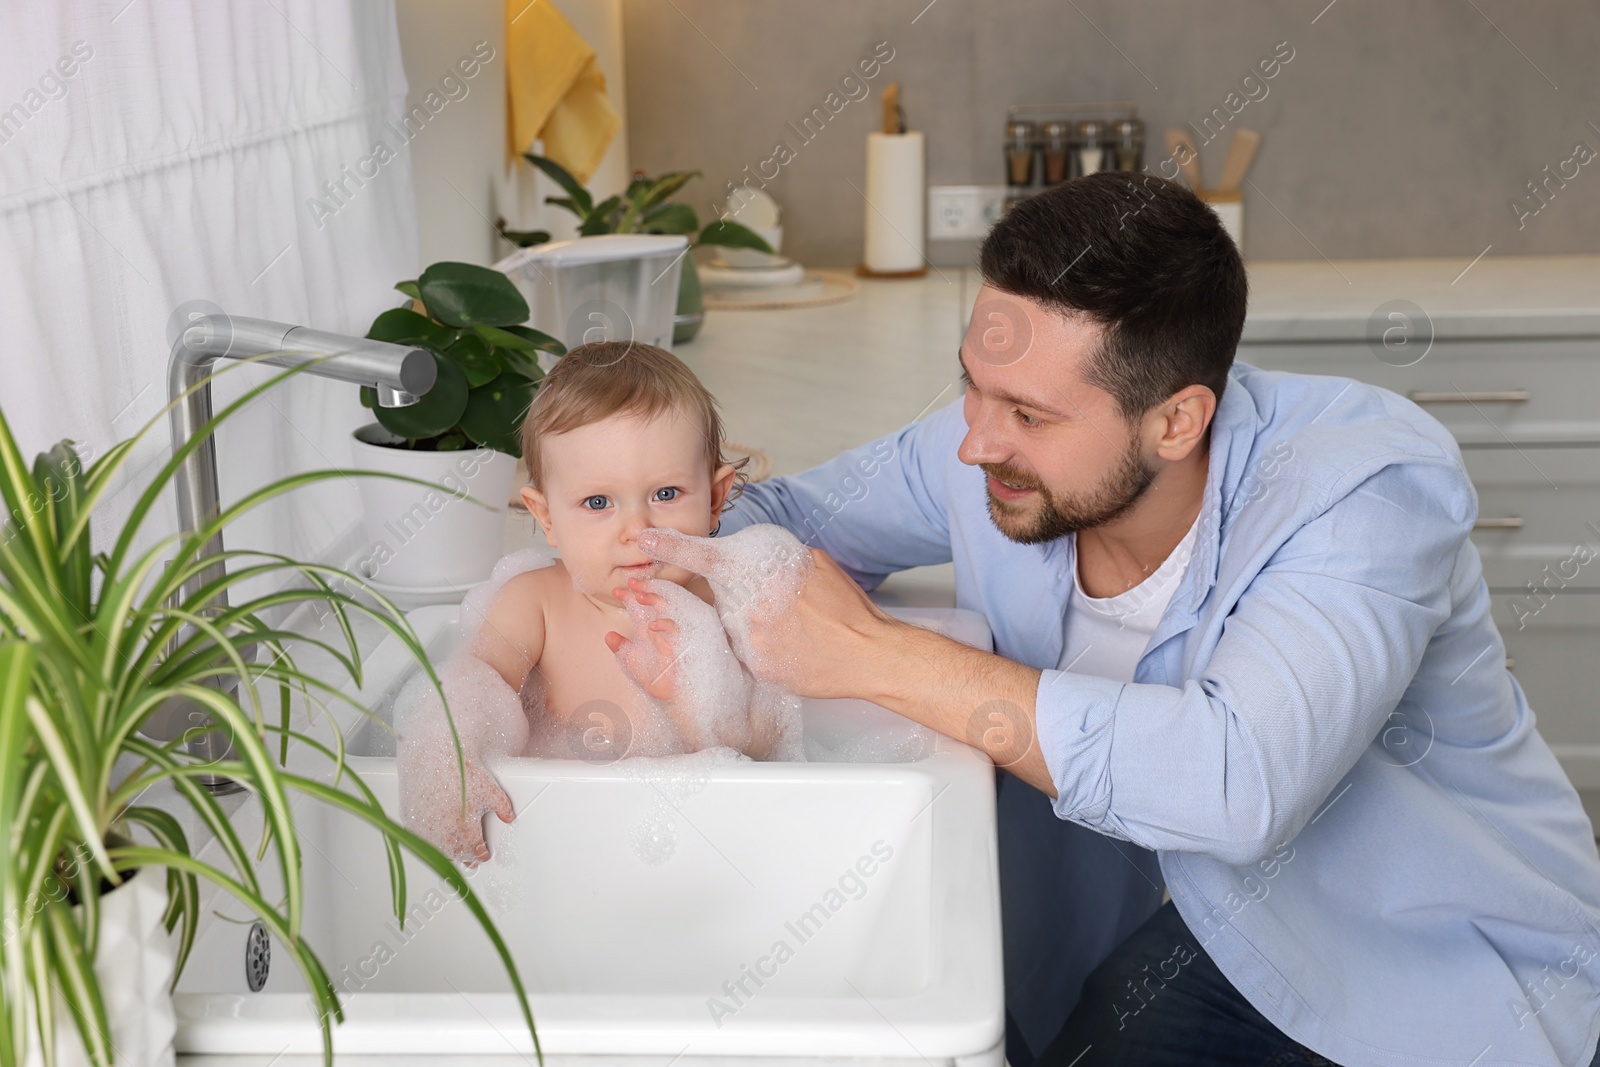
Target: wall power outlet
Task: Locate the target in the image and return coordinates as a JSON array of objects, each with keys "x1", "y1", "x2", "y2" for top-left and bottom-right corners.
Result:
[{"x1": 928, "y1": 185, "x2": 1008, "y2": 240}]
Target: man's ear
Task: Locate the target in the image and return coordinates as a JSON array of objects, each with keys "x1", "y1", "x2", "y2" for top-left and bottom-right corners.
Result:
[
  {"x1": 1149, "y1": 385, "x2": 1217, "y2": 462},
  {"x1": 521, "y1": 485, "x2": 555, "y2": 545}
]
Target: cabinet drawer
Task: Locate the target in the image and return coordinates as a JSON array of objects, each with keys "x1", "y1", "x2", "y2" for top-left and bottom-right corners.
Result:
[
  {"x1": 1490, "y1": 594, "x2": 1600, "y2": 788},
  {"x1": 1464, "y1": 447, "x2": 1600, "y2": 591},
  {"x1": 1238, "y1": 337, "x2": 1600, "y2": 445}
]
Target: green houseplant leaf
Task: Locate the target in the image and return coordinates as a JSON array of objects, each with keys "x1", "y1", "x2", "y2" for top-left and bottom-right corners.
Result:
[
  {"x1": 640, "y1": 202, "x2": 699, "y2": 236},
  {"x1": 459, "y1": 373, "x2": 537, "y2": 456},
  {"x1": 443, "y1": 333, "x2": 503, "y2": 388},
  {"x1": 522, "y1": 152, "x2": 592, "y2": 215},
  {"x1": 696, "y1": 218, "x2": 775, "y2": 252},
  {"x1": 416, "y1": 262, "x2": 530, "y2": 329},
  {"x1": 366, "y1": 307, "x2": 456, "y2": 351},
  {"x1": 362, "y1": 263, "x2": 564, "y2": 453}
]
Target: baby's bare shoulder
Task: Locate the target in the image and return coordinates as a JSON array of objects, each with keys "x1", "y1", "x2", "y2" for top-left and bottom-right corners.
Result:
[{"x1": 472, "y1": 563, "x2": 565, "y2": 684}]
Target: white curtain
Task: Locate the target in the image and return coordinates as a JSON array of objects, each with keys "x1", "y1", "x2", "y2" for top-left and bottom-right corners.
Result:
[{"x1": 0, "y1": 0, "x2": 419, "y2": 578}]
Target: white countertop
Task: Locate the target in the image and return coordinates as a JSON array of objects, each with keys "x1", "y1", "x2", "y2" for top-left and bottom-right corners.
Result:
[{"x1": 1238, "y1": 254, "x2": 1600, "y2": 342}]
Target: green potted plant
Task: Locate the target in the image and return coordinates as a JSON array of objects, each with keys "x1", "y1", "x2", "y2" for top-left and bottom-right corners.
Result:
[
  {"x1": 497, "y1": 154, "x2": 774, "y2": 343},
  {"x1": 0, "y1": 365, "x2": 538, "y2": 1066},
  {"x1": 350, "y1": 261, "x2": 565, "y2": 595}
]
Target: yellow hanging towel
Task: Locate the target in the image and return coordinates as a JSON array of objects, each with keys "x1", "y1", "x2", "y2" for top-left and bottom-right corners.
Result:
[{"x1": 506, "y1": 0, "x2": 621, "y2": 183}]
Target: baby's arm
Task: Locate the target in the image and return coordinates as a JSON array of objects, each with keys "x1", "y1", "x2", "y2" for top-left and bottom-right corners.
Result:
[{"x1": 396, "y1": 573, "x2": 546, "y2": 863}]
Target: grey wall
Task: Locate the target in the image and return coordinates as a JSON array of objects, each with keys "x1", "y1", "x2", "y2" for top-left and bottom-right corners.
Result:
[{"x1": 621, "y1": 0, "x2": 1600, "y2": 267}]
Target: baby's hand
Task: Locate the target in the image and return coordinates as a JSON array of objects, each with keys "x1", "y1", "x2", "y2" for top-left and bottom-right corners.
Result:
[
  {"x1": 606, "y1": 578, "x2": 754, "y2": 752},
  {"x1": 605, "y1": 581, "x2": 683, "y2": 701},
  {"x1": 400, "y1": 749, "x2": 515, "y2": 866}
]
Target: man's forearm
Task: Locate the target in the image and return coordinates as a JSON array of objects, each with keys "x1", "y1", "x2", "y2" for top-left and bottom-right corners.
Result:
[{"x1": 859, "y1": 619, "x2": 1056, "y2": 796}]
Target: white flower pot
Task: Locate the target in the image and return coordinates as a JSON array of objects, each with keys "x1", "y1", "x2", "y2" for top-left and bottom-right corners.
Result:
[
  {"x1": 23, "y1": 864, "x2": 176, "y2": 1067},
  {"x1": 349, "y1": 425, "x2": 518, "y2": 591}
]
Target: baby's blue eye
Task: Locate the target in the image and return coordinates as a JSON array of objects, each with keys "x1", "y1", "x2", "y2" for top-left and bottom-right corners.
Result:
[
  {"x1": 654, "y1": 487, "x2": 680, "y2": 502},
  {"x1": 582, "y1": 495, "x2": 609, "y2": 511}
]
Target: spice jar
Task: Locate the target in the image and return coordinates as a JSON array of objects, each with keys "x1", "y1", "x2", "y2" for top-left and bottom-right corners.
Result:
[
  {"x1": 1075, "y1": 119, "x2": 1107, "y2": 177},
  {"x1": 1113, "y1": 118, "x2": 1145, "y2": 172},
  {"x1": 1004, "y1": 120, "x2": 1037, "y2": 189},
  {"x1": 1041, "y1": 121, "x2": 1072, "y2": 185}
]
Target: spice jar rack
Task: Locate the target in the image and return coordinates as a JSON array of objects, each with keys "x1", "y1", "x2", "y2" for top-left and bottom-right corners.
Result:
[{"x1": 1003, "y1": 102, "x2": 1143, "y2": 208}]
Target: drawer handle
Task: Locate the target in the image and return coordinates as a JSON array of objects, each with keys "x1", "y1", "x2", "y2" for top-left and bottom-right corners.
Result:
[
  {"x1": 1408, "y1": 390, "x2": 1530, "y2": 404},
  {"x1": 1473, "y1": 516, "x2": 1525, "y2": 530}
]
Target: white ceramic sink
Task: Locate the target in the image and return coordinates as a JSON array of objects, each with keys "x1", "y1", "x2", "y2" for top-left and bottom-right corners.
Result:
[{"x1": 172, "y1": 605, "x2": 1004, "y2": 1064}]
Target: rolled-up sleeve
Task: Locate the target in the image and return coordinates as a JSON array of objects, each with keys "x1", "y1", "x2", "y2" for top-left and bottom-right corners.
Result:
[
  {"x1": 1037, "y1": 458, "x2": 1473, "y2": 866},
  {"x1": 720, "y1": 402, "x2": 963, "y2": 589}
]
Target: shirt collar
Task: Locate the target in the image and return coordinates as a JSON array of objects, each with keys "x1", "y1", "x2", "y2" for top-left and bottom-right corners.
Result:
[{"x1": 1148, "y1": 367, "x2": 1262, "y2": 645}]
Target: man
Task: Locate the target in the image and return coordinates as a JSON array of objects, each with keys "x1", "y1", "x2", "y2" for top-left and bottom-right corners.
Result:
[{"x1": 635, "y1": 173, "x2": 1600, "y2": 1066}]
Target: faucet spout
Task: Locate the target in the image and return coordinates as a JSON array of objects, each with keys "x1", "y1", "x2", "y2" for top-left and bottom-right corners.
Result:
[{"x1": 155, "y1": 313, "x2": 435, "y2": 791}]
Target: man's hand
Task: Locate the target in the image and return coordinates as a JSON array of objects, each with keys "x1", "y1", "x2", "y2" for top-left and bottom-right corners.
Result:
[{"x1": 636, "y1": 524, "x2": 901, "y2": 700}]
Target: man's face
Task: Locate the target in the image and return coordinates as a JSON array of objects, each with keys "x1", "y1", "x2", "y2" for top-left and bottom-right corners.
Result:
[{"x1": 956, "y1": 285, "x2": 1156, "y2": 544}]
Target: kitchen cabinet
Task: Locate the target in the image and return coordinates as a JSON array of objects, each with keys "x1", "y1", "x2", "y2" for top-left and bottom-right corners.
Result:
[{"x1": 1239, "y1": 256, "x2": 1600, "y2": 786}]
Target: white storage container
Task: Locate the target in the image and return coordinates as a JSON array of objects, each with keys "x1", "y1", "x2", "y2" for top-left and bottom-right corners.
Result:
[{"x1": 496, "y1": 234, "x2": 689, "y2": 356}]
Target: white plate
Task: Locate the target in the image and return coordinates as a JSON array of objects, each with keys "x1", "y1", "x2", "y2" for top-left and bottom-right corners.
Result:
[{"x1": 700, "y1": 260, "x2": 807, "y2": 289}]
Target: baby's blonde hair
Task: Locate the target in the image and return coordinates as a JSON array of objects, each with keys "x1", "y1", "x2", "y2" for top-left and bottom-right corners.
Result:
[{"x1": 521, "y1": 341, "x2": 748, "y2": 509}]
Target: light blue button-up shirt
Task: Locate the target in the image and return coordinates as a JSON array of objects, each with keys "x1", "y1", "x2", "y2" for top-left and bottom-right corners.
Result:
[{"x1": 720, "y1": 362, "x2": 1600, "y2": 1066}]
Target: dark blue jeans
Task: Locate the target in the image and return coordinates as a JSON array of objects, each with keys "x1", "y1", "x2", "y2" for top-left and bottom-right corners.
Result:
[{"x1": 1035, "y1": 900, "x2": 1600, "y2": 1067}]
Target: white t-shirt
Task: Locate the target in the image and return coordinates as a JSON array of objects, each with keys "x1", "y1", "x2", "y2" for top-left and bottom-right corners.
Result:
[{"x1": 1056, "y1": 516, "x2": 1202, "y2": 682}]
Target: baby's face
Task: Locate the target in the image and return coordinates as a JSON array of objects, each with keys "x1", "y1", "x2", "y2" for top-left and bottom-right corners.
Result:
[{"x1": 522, "y1": 408, "x2": 735, "y2": 607}]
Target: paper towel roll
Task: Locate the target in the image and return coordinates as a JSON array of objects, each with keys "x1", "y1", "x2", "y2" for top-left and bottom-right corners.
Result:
[{"x1": 863, "y1": 131, "x2": 926, "y2": 274}]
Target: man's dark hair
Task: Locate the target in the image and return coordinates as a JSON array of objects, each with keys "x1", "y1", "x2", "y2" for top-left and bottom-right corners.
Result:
[{"x1": 979, "y1": 171, "x2": 1248, "y2": 420}]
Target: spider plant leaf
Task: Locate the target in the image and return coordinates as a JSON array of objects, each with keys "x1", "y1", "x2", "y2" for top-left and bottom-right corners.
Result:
[
  {"x1": 32, "y1": 442, "x2": 90, "y2": 621},
  {"x1": 119, "y1": 739, "x2": 263, "y2": 906},
  {"x1": 120, "y1": 806, "x2": 199, "y2": 986},
  {"x1": 275, "y1": 772, "x2": 542, "y2": 1062},
  {"x1": 107, "y1": 844, "x2": 344, "y2": 1066},
  {"x1": 23, "y1": 923, "x2": 56, "y2": 1067},
  {"x1": 523, "y1": 152, "x2": 592, "y2": 214},
  {"x1": 42, "y1": 896, "x2": 113, "y2": 1067},
  {"x1": 259, "y1": 724, "x2": 404, "y2": 924},
  {"x1": 22, "y1": 695, "x2": 113, "y2": 885},
  {"x1": 167, "y1": 683, "x2": 304, "y2": 936}
]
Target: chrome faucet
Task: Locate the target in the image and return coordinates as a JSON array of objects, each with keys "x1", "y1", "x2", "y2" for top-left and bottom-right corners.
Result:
[{"x1": 151, "y1": 313, "x2": 436, "y2": 792}]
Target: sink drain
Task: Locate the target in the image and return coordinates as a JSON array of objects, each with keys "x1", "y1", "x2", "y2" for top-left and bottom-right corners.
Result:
[{"x1": 244, "y1": 921, "x2": 270, "y2": 992}]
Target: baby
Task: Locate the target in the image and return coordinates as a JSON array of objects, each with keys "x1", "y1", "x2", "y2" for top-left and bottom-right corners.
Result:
[{"x1": 396, "y1": 340, "x2": 803, "y2": 864}]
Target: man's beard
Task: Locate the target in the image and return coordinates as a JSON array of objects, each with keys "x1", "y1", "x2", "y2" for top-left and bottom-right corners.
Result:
[{"x1": 982, "y1": 428, "x2": 1156, "y2": 545}]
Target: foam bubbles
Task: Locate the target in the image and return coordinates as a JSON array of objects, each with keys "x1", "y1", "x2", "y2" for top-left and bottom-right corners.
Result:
[
  {"x1": 395, "y1": 653, "x2": 526, "y2": 863},
  {"x1": 616, "y1": 578, "x2": 754, "y2": 753},
  {"x1": 636, "y1": 524, "x2": 814, "y2": 761}
]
